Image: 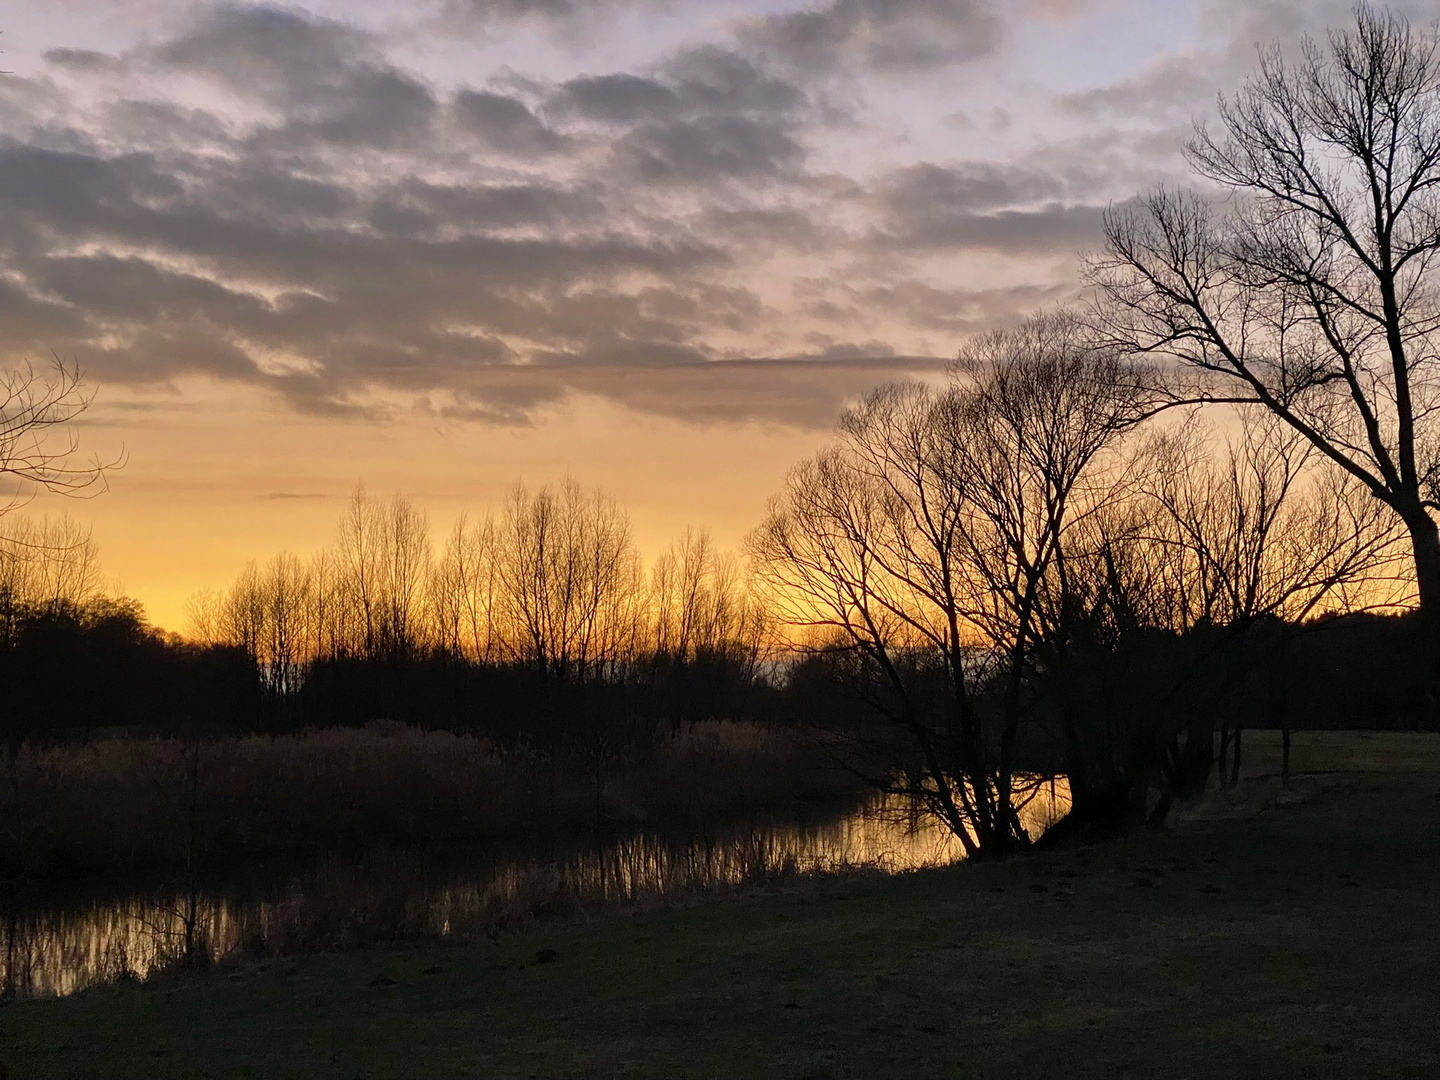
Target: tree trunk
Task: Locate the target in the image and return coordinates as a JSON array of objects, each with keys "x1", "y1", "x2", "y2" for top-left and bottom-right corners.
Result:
[
  {"x1": 1229, "y1": 727, "x2": 1243, "y2": 788},
  {"x1": 1281, "y1": 728, "x2": 1291, "y2": 789},
  {"x1": 1404, "y1": 507, "x2": 1440, "y2": 728}
]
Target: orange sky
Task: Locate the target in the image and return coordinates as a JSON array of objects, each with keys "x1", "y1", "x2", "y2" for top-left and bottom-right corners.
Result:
[{"x1": 30, "y1": 378, "x2": 836, "y2": 631}]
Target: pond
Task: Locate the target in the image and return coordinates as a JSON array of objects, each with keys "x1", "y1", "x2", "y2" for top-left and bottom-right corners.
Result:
[{"x1": 1, "y1": 779, "x2": 1070, "y2": 999}]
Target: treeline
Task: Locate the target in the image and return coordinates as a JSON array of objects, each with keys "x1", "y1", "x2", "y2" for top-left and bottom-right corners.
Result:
[
  {"x1": 0, "y1": 516, "x2": 256, "y2": 739},
  {"x1": 177, "y1": 482, "x2": 771, "y2": 741},
  {"x1": 0, "y1": 459, "x2": 1426, "y2": 765}
]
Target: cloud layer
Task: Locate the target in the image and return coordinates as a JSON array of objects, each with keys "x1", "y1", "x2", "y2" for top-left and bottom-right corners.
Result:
[{"x1": 0, "y1": 0, "x2": 1359, "y2": 428}]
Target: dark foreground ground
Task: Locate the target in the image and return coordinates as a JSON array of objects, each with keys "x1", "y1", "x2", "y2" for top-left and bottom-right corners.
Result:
[{"x1": 5, "y1": 731, "x2": 1438, "y2": 1079}]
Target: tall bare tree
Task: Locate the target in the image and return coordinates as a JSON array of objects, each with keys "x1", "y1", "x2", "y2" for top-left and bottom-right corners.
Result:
[
  {"x1": 1090, "y1": 6, "x2": 1440, "y2": 693},
  {"x1": 431, "y1": 512, "x2": 503, "y2": 663}
]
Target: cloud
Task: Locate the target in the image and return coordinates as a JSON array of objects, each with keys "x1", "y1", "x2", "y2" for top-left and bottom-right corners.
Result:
[
  {"x1": 43, "y1": 48, "x2": 128, "y2": 74},
  {"x1": 869, "y1": 161, "x2": 1104, "y2": 255},
  {"x1": 740, "y1": 0, "x2": 1004, "y2": 75},
  {"x1": 437, "y1": 0, "x2": 672, "y2": 31},
  {"x1": 549, "y1": 73, "x2": 680, "y2": 124},
  {"x1": 153, "y1": 5, "x2": 439, "y2": 149},
  {"x1": 615, "y1": 116, "x2": 806, "y2": 185},
  {"x1": 154, "y1": 4, "x2": 372, "y2": 107},
  {"x1": 0, "y1": 1, "x2": 1174, "y2": 433},
  {"x1": 452, "y1": 89, "x2": 570, "y2": 155}
]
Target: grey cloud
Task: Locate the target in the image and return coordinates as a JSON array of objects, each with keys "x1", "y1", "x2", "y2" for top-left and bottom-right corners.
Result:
[
  {"x1": 0, "y1": 127, "x2": 733, "y2": 413},
  {"x1": 452, "y1": 89, "x2": 569, "y2": 155},
  {"x1": 547, "y1": 47, "x2": 816, "y2": 189},
  {"x1": 572, "y1": 356, "x2": 947, "y2": 428},
  {"x1": 660, "y1": 46, "x2": 808, "y2": 118},
  {"x1": 155, "y1": 5, "x2": 438, "y2": 150},
  {"x1": 436, "y1": 0, "x2": 674, "y2": 34},
  {"x1": 447, "y1": 0, "x2": 583, "y2": 16},
  {"x1": 368, "y1": 178, "x2": 599, "y2": 237},
  {"x1": 154, "y1": 4, "x2": 370, "y2": 104},
  {"x1": 44, "y1": 48, "x2": 127, "y2": 73},
  {"x1": 1057, "y1": 0, "x2": 1432, "y2": 129},
  {"x1": 881, "y1": 162, "x2": 1068, "y2": 215},
  {"x1": 102, "y1": 100, "x2": 236, "y2": 148},
  {"x1": 793, "y1": 338, "x2": 897, "y2": 361},
  {"x1": 532, "y1": 338, "x2": 711, "y2": 367},
  {"x1": 0, "y1": 3, "x2": 1102, "y2": 432},
  {"x1": 551, "y1": 47, "x2": 808, "y2": 126},
  {"x1": 742, "y1": 0, "x2": 1004, "y2": 75},
  {"x1": 698, "y1": 207, "x2": 830, "y2": 253},
  {"x1": 878, "y1": 202, "x2": 1103, "y2": 254},
  {"x1": 1059, "y1": 55, "x2": 1219, "y2": 122},
  {"x1": 870, "y1": 161, "x2": 1102, "y2": 255},
  {"x1": 437, "y1": 356, "x2": 947, "y2": 428},
  {"x1": 282, "y1": 69, "x2": 437, "y2": 149},
  {"x1": 616, "y1": 116, "x2": 805, "y2": 185},
  {"x1": 549, "y1": 74, "x2": 680, "y2": 124},
  {"x1": 848, "y1": 281, "x2": 1076, "y2": 333}
]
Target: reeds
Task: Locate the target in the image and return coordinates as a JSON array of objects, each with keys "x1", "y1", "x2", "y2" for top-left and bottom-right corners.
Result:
[{"x1": 0, "y1": 721, "x2": 862, "y2": 878}]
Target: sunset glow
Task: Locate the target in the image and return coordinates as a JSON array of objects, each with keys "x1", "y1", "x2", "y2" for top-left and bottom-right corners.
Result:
[{"x1": 0, "y1": 0, "x2": 1399, "y2": 628}]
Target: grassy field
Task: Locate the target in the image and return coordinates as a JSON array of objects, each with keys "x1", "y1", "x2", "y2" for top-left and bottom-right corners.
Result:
[{"x1": 4, "y1": 731, "x2": 1438, "y2": 1079}]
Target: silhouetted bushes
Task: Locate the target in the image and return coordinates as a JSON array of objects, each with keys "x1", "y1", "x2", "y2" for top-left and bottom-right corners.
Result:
[{"x1": 0, "y1": 596, "x2": 257, "y2": 741}]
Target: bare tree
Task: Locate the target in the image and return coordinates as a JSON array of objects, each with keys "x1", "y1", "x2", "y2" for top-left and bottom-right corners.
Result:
[
  {"x1": 0, "y1": 360, "x2": 113, "y2": 514},
  {"x1": 1143, "y1": 414, "x2": 1405, "y2": 629},
  {"x1": 497, "y1": 479, "x2": 642, "y2": 683},
  {"x1": 651, "y1": 527, "x2": 767, "y2": 669},
  {"x1": 431, "y1": 512, "x2": 503, "y2": 663},
  {"x1": 1089, "y1": 6, "x2": 1440, "y2": 697},
  {"x1": 749, "y1": 312, "x2": 1149, "y2": 857},
  {"x1": 335, "y1": 487, "x2": 432, "y2": 660},
  {"x1": 261, "y1": 553, "x2": 314, "y2": 697},
  {"x1": 1046, "y1": 409, "x2": 1404, "y2": 828}
]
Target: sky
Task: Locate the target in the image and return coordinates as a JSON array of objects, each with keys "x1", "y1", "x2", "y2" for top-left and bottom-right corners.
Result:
[{"x1": 0, "y1": 0, "x2": 1428, "y2": 630}]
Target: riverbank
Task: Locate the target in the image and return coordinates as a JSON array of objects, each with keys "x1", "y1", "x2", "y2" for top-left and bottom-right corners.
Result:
[
  {"x1": 5, "y1": 731, "x2": 1436, "y2": 1078},
  {"x1": 1, "y1": 720, "x2": 863, "y2": 878}
]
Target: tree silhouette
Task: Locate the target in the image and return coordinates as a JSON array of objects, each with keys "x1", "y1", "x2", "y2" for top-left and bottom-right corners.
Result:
[{"x1": 1090, "y1": 6, "x2": 1440, "y2": 706}]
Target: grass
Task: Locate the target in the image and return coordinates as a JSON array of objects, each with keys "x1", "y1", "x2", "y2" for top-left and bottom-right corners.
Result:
[
  {"x1": 0, "y1": 721, "x2": 862, "y2": 877},
  {"x1": 4, "y1": 730, "x2": 1437, "y2": 1078}
]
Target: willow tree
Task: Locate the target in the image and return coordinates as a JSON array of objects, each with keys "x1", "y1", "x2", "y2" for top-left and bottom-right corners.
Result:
[
  {"x1": 749, "y1": 312, "x2": 1149, "y2": 858},
  {"x1": 1090, "y1": 7, "x2": 1440, "y2": 694}
]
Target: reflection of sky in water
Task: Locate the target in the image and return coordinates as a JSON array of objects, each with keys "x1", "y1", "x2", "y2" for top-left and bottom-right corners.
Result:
[{"x1": 3, "y1": 781, "x2": 1069, "y2": 999}]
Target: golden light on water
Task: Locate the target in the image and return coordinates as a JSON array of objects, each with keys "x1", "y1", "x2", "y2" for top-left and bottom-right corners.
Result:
[{"x1": 3, "y1": 782, "x2": 1070, "y2": 999}]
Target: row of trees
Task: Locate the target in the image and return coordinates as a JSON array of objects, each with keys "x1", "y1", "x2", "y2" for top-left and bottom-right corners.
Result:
[
  {"x1": 187, "y1": 484, "x2": 769, "y2": 707},
  {"x1": 0, "y1": 516, "x2": 258, "y2": 738}
]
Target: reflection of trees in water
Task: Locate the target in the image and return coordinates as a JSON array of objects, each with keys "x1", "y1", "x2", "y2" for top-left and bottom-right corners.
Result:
[{"x1": 3, "y1": 783, "x2": 1069, "y2": 999}]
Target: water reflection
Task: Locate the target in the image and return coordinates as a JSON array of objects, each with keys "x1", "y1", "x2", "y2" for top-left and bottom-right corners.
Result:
[{"x1": 2, "y1": 781, "x2": 1069, "y2": 999}]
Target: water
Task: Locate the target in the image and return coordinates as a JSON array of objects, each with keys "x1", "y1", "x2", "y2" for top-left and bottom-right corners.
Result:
[{"x1": 1, "y1": 781, "x2": 1069, "y2": 999}]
